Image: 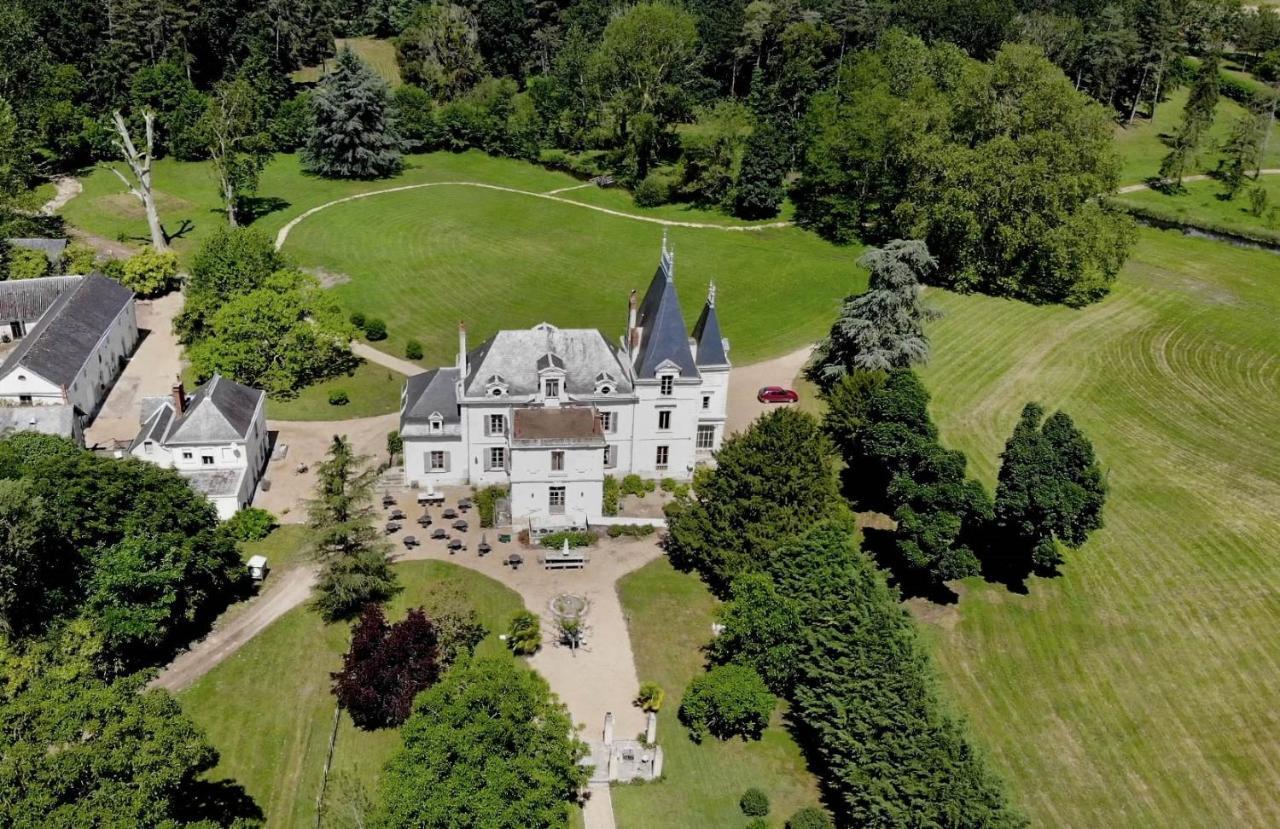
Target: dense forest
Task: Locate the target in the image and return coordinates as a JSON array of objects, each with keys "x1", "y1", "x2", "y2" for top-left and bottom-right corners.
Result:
[{"x1": 3, "y1": 0, "x2": 1278, "y2": 303}]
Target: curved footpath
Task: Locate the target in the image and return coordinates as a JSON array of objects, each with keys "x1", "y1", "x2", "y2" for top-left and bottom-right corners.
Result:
[
  {"x1": 273, "y1": 180, "x2": 792, "y2": 251},
  {"x1": 1116, "y1": 169, "x2": 1280, "y2": 194}
]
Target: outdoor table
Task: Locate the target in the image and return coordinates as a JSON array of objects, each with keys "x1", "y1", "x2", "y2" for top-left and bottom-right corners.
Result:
[
  {"x1": 477, "y1": 538, "x2": 492, "y2": 556},
  {"x1": 403, "y1": 535, "x2": 418, "y2": 548},
  {"x1": 452, "y1": 519, "x2": 468, "y2": 531},
  {"x1": 458, "y1": 497, "x2": 473, "y2": 508},
  {"x1": 506, "y1": 553, "x2": 523, "y2": 569},
  {"x1": 416, "y1": 514, "x2": 432, "y2": 527},
  {"x1": 384, "y1": 522, "x2": 401, "y2": 534},
  {"x1": 442, "y1": 507, "x2": 458, "y2": 519},
  {"x1": 390, "y1": 509, "x2": 406, "y2": 521},
  {"x1": 431, "y1": 528, "x2": 447, "y2": 540},
  {"x1": 448, "y1": 538, "x2": 464, "y2": 553},
  {"x1": 382, "y1": 494, "x2": 396, "y2": 507}
]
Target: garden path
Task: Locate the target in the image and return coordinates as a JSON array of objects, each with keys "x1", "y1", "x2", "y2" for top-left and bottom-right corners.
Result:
[
  {"x1": 273, "y1": 181, "x2": 792, "y2": 252},
  {"x1": 1117, "y1": 169, "x2": 1280, "y2": 193},
  {"x1": 725, "y1": 344, "x2": 815, "y2": 435},
  {"x1": 41, "y1": 176, "x2": 81, "y2": 215},
  {"x1": 350, "y1": 340, "x2": 422, "y2": 376},
  {"x1": 85, "y1": 292, "x2": 186, "y2": 449}
]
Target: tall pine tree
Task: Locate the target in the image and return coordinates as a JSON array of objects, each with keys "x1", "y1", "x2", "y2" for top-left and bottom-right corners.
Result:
[
  {"x1": 303, "y1": 48, "x2": 403, "y2": 179},
  {"x1": 1158, "y1": 52, "x2": 1221, "y2": 190},
  {"x1": 732, "y1": 121, "x2": 787, "y2": 219},
  {"x1": 307, "y1": 435, "x2": 400, "y2": 621},
  {"x1": 807, "y1": 240, "x2": 938, "y2": 391}
]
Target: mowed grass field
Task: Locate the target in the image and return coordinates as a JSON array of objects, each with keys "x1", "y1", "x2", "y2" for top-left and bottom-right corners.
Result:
[
  {"x1": 62, "y1": 151, "x2": 859, "y2": 367},
  {"x1": 1112, "y1": 86, "x2": 1280, "y2": 185},
  {"x1": 915, "y1": 227, "x2": 1280, "y2": 826},
  {"x1": 614, "y1": 558, "x2": 823, "y2": 828},
  {"x1": 180, "y1": 559, "x2": 526, "y2": 828},
  {"x1": 1113, "y1": 174, "x2": 1280, "y2": 240}
]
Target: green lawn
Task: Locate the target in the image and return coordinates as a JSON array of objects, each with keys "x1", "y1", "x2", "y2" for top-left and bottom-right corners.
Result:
[
  {"x1": 292, "y1": 37, "x2": 402, "y2": 86},
  {"x1": 1113, "y1": 86, "x2": 1280, "y2": 185},
  {"x1": 239, "y1": 525, "x2": 312, "y2": 572},
  {"x1": 264, "y1": 360, "x2": 405, "y2": 421},
  {"x1": 180, "y1": 560, "x2": 526, "y2": 829},
  {"x1": 61, "y1": 151, "x2": 859, "y2": 367},
  {"x1": 1112, "y1": 174, "x2": 1280, "y2": 242},
  {"x1": 914, "y1": 227, "x2": 1280, "y2": 826},
  {"x1": 613, "y1": 558, "x2": 823, "y2": 828}
]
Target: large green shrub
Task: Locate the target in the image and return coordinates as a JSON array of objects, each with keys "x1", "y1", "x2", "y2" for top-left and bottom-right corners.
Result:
[
  {"x1": 632, "y1": 173, "x2": 672, "y2": 207},
  {"x1": 222, "y1": 507, "x2": 277, "y2": 541},
  {"x1": 120, "y1": 246, "x2": 180, "y2": 297},
  {"x1": 740, "y1": 787, "x2": 770, "y2": 817},
  {"x1": 363, "y1": 317, "x2": 388, "y2": 341},
  {"x1": 7, "y1": 248, "x2": 49, "y2": 280},
  {"x1": 473, "y1": 484, "x2": 507, "y2": 528},
  {"x1": 602, "y1": 475, "x2": 620, "y2": 515},
  {"x1": 678, "y1": 664, "x2": 775, "y2": 742}
]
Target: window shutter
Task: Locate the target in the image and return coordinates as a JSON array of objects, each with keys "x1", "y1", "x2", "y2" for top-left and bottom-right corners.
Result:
[{"x1": 443, "y1": 451, "x2": 450, "y2": 472}]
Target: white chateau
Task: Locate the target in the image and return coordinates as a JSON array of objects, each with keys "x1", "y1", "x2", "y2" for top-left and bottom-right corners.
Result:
[{"x1": 401, "y1": 238, "x2": 729, "y2": 522}]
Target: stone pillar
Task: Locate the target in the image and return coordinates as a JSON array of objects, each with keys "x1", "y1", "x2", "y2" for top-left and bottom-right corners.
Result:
[
  {"x1": 652, "y1": 746, "x2": 664, "y2": 779},
  {"x1": 603, "y1": 711, "x2": 614, "y2": 745},
  {"x1": 645, "y1": 711, "x2": 657, "y2": 744}
]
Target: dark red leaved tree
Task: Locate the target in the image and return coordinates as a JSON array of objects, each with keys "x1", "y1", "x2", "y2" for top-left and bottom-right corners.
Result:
[{"x1": 331, "y1": 604, "x2": 441, "y2": 729}]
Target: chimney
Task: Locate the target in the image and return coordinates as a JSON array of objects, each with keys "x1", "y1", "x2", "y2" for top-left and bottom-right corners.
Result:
[
  {"x1": 627, "y1": 290, "x2": 638, "y2": 354},
  {"x1": 457, "y1": 321, "x2": 468, "y2": 377},
  {"x1": 171, "y1": 377, "x2": 186, "y2": 415}
]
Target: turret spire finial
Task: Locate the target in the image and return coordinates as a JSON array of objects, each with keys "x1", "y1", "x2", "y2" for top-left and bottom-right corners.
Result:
[{"x1": 707, "y1": 280, "x2": 716, "y2": 308}]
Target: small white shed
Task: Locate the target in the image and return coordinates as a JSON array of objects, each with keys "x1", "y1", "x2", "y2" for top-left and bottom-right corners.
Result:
[{"x1": 246, "y1": 555, "x2": 268, "y2": 581}]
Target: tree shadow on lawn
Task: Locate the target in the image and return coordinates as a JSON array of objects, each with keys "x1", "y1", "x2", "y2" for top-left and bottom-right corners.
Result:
[
  {"x1": 861, "y1": 527, "x2": 961, "y2": 606},
  {"x1": 236, "y1": 196, "x2": 291, "y2": 224},
  {"x1": 179, "y1": 778, "x2": 264, "y2": 826}
]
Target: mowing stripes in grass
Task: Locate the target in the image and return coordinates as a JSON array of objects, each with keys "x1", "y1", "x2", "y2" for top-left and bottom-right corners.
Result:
[{"x1": 917, "y1": 227, "x2": 1280, "y2": 826}]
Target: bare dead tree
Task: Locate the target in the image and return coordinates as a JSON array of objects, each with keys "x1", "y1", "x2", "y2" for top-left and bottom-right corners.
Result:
[{"x1": 109, "y1": 110, "x2": 169, "y2": 251}]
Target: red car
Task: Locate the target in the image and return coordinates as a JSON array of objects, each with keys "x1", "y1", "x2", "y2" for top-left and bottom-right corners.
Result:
[{"x1": 757, "y1": 385, "x2": 799, "y2": 404}]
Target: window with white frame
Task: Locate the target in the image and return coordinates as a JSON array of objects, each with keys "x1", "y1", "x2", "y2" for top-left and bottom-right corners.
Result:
[
  {"x1": 599, "y1": 411, "x2": 614, "y2": 432},
  {"x1": 143, "y1": 440, "x2": 153, "y2": 454},
  {"x1": 201, "y1": 454, "x2": 215, "y2": 465},
  {"x1": 551, "y1": 450, "x2": 565, "y2": 471},
  {"x1": 430, "y1": 417, "x2": 442, "y2": 434},
  {"x1": 657, "y1": 409, "x2": 672, "y2": 430},
  {"x1": 603, "y1": 445, "x2": 616, "y2": 468},
  {"x1": 696, "y1": 424, "x2": 715, "y2": 450},
  {"x1": 182, "y1": 451, "x2": 193, "y2": 460},
  {"x1": 659, "y1": 375, "x2": 674, "y2": 396},
  {"x1": 488, "y1": 446, "x2": 506, "y2": 470},
  {"x1": 429, "y1": 451, "x2": 447, "y2": 471},
  {"x1": 655, "y1": 445, "x2": 669, "y2": 469},
  {"x1": 487, "y1": 414, "x2": 506, "y2": 435},
  {"x1": 545, "y1": 379, "x2": 561, "y2": 398},
  {"x1": 702, "y1": 393, "x2": 711, "y2": 410}
]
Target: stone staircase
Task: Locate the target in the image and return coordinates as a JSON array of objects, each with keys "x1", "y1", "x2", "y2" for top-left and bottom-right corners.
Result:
[{"x1": 378, "y1": 466, "x2": 406, "y2": 490}]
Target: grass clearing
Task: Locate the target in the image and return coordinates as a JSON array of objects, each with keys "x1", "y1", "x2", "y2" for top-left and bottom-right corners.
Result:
[
  {"x1": 1113, "y1": 87, "x2": 1280, "y2": 185},
  {"x1": 180, "y1": 560, "x2": 525, "y2": 828},
  {"x1": 61, "y1": 153, "x2": 857, "y2": 369},
  {"x1": 915, "y1": 227, "x2": 1280, "y2": 826},
  {"x1": 1113, "y1": 173, "x2": 1280, "y2": 242},
  {"x1": 264, "y1": 360, "x2": 405, "y2": 421},
  {"x1": 613, "y1": 558, "x2": 823, "y2": 828},
  {"x1": 291, "y1": 37, "x2": 401, "y2": 86}
]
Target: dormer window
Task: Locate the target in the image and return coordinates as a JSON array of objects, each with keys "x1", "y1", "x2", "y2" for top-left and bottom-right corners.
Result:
[
  {"x1": 659, "y1": 375, "x2": 674, "y2": 396},
  {"x1": 430, "y1": 416, "x2": 443, "y2": 434},
  {"x1": 484, "y1": 374, "x2": 508, "y2": 397},
  {"x1": 545, "y1": 379, "x2": 560, "y2": 398},
  {"x1": 594, "y1": 371, "x2": 616, "y2": 396}
]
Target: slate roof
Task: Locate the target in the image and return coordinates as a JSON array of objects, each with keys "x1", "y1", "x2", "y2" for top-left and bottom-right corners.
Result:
[
  {"x1": 0, "y1": 404, "x2": 76, "y2": 440},
  {"x1": 1, "y1": 274, "x2": 133, "y2": 387},
  {"x1": 631, "y1": 255, "x2": 699, "y2": 380},
  {"x1": 9, "y1": 238, "x2": 68, "y2": 263},
  {"x1": 462, "y1": 325, "x2": 632, "y2": 398},
  {"x1": 130, "y1": 374, "x2": 263, "y2": 450},
  {"x1": 167, "y1": 375, "x2": 263, "y2": 444},
  {"x1": 691, "y1": 297, "x2": 729, "y2": 367},
  {"x1": 0, "y1": 275, "x2": 83, "y2": 323},
  {"x1": 512, "y1": 406, "x2": 605, "y2": 444},
  {"x1": 182, "y1": 467, "x2": 246, "y2": 498},
  {"x1": 403, "y1": 367, "x2": 461, "y2": 422}
]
